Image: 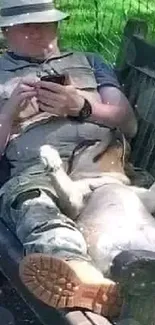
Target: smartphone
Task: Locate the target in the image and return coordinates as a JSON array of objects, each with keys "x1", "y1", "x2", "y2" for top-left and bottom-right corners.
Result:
[{"x1": 40, "y1": 74, "x2": 66, "y2": 85}]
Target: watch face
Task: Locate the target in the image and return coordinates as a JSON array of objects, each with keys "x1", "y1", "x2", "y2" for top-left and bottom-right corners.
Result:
[
  {"x1": 67, "y1": 99, "x2": 92, "y2": 122},
  {"x1": 79, "y1": 99, "x2": 92, "y2": 120}
]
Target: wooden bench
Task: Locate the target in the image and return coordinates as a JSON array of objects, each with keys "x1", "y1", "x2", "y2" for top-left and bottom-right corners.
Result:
[{"x1": 116, "y1": 18, "x2": 155, "y2": 178}]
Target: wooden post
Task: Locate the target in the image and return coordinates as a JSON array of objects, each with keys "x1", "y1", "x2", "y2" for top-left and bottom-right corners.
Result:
[{"x1": 116, "y1": 18, "x2": 148, "y2": 71}]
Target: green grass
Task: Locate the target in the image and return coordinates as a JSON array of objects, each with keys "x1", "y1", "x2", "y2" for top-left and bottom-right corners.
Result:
[
  {"x1": 0, "y1": 0, "x2": 154, "y2": 62},
  {"x1": 56, "y1": 0, "x2": 155, "y2": 62}
]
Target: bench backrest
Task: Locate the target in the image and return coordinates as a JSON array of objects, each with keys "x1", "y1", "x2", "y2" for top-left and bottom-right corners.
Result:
[{"x1": 116, "y1": 19, "x2": 155, "y2": 177}]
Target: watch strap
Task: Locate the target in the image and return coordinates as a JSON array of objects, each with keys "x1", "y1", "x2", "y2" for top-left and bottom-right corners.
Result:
[{"x1": 68, "y1": 98, "x2": 92, "y2": 122}]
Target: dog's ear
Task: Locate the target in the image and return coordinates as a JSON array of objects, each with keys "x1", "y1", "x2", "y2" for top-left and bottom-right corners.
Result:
[
  {"x1": 96, "y1": 141, "x2": 125, "y2": 174},
  {"x1": 97, "y1": 129, "x2": 131, "y2": 174},
  {"x1": 68, "y1": 130, "x2": 114, "y2": 175}
]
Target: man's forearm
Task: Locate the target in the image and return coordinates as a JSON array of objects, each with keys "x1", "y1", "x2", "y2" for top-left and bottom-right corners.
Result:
[
  {"x1": 0, "y1": 113, "x2": 13, "y2": 157},
  {"x1": 81, "y1": 86, "x2": 137, "y2": 139},
  {"x1": 90, "y1": 101, "x2": 137, "y2": 139}
]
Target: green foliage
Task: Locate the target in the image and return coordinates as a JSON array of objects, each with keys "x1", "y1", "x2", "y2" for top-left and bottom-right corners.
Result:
[
  {"x1": 56, "y1": 0, "x2": 155, "y2": 62},
  {"x1": 0, "y1": 0, "x2": 155, "y2": 61}
]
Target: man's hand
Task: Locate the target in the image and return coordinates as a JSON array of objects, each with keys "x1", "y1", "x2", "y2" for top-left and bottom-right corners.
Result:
[
  {"x1": 1, "y1": 77, "x2": 38, "y2": 120},
  {"x1": 36, "y1": 81, "x2": 85, "y2": 116}
]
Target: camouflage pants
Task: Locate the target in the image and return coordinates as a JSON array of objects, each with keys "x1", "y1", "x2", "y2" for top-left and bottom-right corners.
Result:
[
  {"x1": 0, "y1": 171, "x2": 89, "y2": 260},
  {"x1": 16, "y1": 189, "x2": 89, "y2": 259}
]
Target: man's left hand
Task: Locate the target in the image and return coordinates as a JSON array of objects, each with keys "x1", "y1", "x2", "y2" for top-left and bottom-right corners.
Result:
[{"x1": 36, "y1": 81, "x2": 85, "y2": 116}]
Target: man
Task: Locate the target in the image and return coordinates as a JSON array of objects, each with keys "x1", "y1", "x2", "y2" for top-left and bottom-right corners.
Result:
[{"x1": 0, "y1": 0, "x2": 138, "y2": 321}]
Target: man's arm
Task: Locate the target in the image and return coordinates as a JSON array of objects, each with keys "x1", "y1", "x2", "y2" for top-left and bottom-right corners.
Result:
[
  {"x1": 86, "y1": 53, "x2": 137, "y2": 139},
  {"x1": 91, "y1": 86, "x2": 137, "y2": 139},
  {"x1": 0, "y1": 77, "x2": 37, "y2": 158},
  {"x1": 0, "y1": 98, "x2": 13, "y2": 157}
]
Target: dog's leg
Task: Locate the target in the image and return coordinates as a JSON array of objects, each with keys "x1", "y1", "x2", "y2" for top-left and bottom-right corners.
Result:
[
  {"x1": 40, "y1": 145, "x2": 89, "y2": 219},
  {"x1": 130, "y1": 185, "x2": 155, "y2": 214}
]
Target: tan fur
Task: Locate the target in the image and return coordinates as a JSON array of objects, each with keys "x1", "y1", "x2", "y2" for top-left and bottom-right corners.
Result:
[{"x1": 39, "y1": 144, "x2": 155, "y2": 220}]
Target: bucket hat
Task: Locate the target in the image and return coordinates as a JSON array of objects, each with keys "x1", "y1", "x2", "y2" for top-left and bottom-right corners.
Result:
[{"x1": 0, "y1": 0, "x2": 69, "y2": 27}]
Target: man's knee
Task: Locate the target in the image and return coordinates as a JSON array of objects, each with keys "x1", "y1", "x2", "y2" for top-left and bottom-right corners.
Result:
[
  {"x1": 8, "y1": 188, "x2": 88, "y2": 257},
  {"x1": 10, "y1": 189, "x2": 65, "y2": 240}
]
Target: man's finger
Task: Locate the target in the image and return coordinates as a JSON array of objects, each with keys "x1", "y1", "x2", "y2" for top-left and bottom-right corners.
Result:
[
  {"x1": 39, "y1": 102, "x2": 66, "y2": 116},
  {"x1": 39, "y1": 102, "x2": 57, "y2": 114},
  {"x1": 38, "y1": 96, "x2": 63, "y2": 109},
  {"x1": 38, "y1": 97, "x2": 54, "y2": 107},
  {"x1": 37, "y1": 80, "x2": 65, "y2": 93},
  {"x1": 21, "y1": 76, "x2": 39, "y2": 86},
  {"x1": 20, "y1": 91, "x2": 37, "y2": 101},
  {"x1": 18, "y1": 84, "x2": 37, "y2": 93},
  {"x1": 37, "y1": 88, "x2": 65, "y2": 101}
]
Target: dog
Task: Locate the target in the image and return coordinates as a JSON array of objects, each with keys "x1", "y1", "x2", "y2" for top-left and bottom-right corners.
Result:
[
  {"x1": 38, "y1": 132, "x2": 155, "y2": 325},
  {"x1": 39, "y1": 135, "x2": 155, "y2": 220}
]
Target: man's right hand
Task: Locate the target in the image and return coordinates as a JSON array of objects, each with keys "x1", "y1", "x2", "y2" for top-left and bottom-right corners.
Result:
[{"x1": 0, "y1": 77, "x2": 38, "y2": 120}]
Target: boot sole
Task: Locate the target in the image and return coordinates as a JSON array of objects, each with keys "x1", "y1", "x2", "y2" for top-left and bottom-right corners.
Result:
[{"x1": 19, "y1": 254, "x2": 122, "y2": 318}]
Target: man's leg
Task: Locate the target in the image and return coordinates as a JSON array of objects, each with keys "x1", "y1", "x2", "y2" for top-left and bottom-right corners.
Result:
[
  {"x1": 9, "y1": 189, "x2": 122, "y2": 319},
  {"x1": 111, "y1": 250, "x2": 155, "y2": 325},
  {"x1": 65, "y1": 310, "x2": 113, "y2": 325}
]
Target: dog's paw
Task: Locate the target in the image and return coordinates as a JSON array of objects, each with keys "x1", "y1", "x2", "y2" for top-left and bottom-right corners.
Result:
[{"x1": 40, "y1": 145, "x2": 62, "y2": 172}]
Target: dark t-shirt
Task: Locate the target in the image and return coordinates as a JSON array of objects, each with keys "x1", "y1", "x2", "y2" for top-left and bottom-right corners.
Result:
[{"x1": 86, "y1": 53, "x2": 120, "y2": 90}]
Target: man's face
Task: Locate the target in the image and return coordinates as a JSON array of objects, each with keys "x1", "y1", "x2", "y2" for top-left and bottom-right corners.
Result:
[{"x1": 3, "y1": 22, "x2": 58, "y2": 58}]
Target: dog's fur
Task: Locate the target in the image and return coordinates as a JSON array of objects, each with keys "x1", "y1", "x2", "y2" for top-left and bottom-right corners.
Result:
[{"x1": 40, "y1": 142, "x2": 155, "y2": 219}]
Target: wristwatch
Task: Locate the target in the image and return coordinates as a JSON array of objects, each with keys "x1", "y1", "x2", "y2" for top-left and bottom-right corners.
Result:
[{"x1": 68, "y1": 98, "x2": 92, "y2": 122}]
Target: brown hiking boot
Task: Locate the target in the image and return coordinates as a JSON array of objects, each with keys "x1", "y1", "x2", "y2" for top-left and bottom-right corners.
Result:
[{"x1": 19, "y1": 254, "x2": 122, "y2": 319}]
